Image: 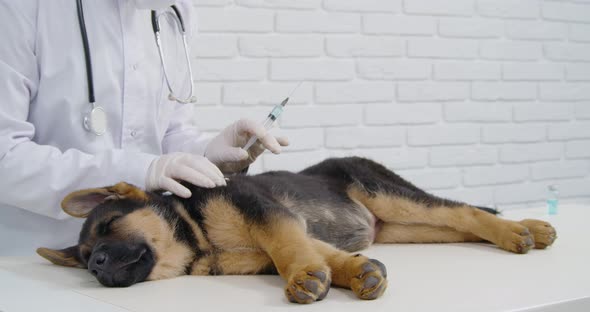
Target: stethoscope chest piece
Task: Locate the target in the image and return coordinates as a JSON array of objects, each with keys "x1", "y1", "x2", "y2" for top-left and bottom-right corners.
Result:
[{"x1": 83, "y1": 105, "x2": 107, "y2": 136}]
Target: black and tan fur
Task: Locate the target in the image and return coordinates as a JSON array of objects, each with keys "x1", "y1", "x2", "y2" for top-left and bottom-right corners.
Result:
[{"x1": 37, "y1": 157, "x2": 557, "y2": 304}]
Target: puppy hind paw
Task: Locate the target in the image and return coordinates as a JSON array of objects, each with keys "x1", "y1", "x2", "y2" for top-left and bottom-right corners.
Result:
[
  {"x1": 500, "y1": 224, "x2": 535, "y2": 254},
  {"x1": 519, "y1": 219, "x2": 557, "y2": 249}
]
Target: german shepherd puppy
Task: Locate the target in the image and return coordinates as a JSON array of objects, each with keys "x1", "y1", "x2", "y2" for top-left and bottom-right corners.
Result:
[{"x1": 37, "y1": 157, "x2": 556, "y2": 304}]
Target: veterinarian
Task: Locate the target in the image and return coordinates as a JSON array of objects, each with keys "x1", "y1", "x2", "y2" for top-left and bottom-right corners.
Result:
[{"x1": 0, "y1": 0, "x2": 288, "y2": 255}]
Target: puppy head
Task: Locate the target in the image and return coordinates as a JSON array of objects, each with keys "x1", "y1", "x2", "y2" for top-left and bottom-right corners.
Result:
[{"x1": 37, "y1": 183, "x2": 194, "y2": 287}]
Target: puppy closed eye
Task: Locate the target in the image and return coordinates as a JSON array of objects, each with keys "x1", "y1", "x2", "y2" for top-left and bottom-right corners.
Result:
[{"x1": 98, "y1": 216, "x2": 121, "y2": 236}]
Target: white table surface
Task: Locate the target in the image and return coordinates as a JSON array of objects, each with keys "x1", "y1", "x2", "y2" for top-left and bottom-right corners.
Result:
[{"x1": 1, "y1": 204, "x2": 588, "y2": 312}]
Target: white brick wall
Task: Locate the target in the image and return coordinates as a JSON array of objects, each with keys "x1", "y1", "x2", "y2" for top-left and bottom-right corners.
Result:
[{"x1": 190, "y1": 0, "x2": 590, "y2": 209}]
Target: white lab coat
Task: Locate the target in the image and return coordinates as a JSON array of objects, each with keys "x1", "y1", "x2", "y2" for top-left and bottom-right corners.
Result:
[{"x1": 0, "y1": 0, "x2": 207, "y2": 255}]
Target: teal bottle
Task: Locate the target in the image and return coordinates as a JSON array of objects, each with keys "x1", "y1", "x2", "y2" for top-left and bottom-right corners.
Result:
[{"x1": 547, "y1": 185, "x2": 559, "y2": 215}]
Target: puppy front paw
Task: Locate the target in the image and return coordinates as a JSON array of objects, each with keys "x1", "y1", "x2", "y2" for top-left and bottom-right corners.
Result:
[
  {"x1": 285, "y1": 265, "x2": 331, "y2": 304},
  {"x1": 350, "y1": 259, "x2": 388, "y2": 300}
]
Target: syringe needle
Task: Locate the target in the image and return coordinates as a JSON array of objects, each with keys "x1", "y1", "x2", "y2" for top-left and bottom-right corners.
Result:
[
  {"x1": 287, "y1": 81, "x2": 303, "y2": 98},
  {"x1": 280, "y1": 97, "x2": 289, "y2": 107}
]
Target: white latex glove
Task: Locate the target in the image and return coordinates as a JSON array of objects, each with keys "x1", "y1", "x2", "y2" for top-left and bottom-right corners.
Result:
[
  {"x1": 145, "y1": 152, "x2": 226, "y2": 198},
  {"x1": 204, "y1": 119, "x2": 289, "y2": 174}
]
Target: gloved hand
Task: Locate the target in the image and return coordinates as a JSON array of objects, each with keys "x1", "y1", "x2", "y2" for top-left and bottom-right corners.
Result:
[
  {"x1": 204, "y1": 119, "x2": 289, "y2": 174},
  {"x1": 145, "y1": 152, "x2": 226, "y2": 198}
]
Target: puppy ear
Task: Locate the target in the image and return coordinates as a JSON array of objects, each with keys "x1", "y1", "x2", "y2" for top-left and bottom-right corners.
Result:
[
  {"x1": 36, "y1": 246, "x2": 84, "y2": 268},
  {"x1": 61, "y1": 188, "x2": 113, "y2": 218},
  {"x1": 61, "y1": 182, "x2": 148, "y2": 218},
  {"x1": 107, "y1": 182, "x2": 149, "y2": 202}
]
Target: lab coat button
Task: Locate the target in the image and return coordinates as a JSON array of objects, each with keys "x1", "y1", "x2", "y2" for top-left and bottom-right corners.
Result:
[
  {"x1": 130, "y1": 130, "x2": 137, "y2": 137},
  {"x1": 132, "y1": 63, "x2": 139, "y2": 71}
]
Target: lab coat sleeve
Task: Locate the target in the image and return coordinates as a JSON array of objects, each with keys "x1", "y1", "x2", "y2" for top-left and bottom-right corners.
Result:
[
  {"x1": 0, "y1": 0, "x2": 157, "y2": 220},
  {"x1": 161, "y1": 101, "x2": 212, "y2": 156},
  {"x1": 161, "y1": 0, "x2": 212, "y2": 156}
]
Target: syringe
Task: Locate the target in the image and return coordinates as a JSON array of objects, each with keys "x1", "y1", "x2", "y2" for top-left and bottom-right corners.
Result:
[
  {"x1": 242, "y1": 82, "x2": 302, "y2": 151},
  {"x1": 243, "y1": 97, "x2": 289, "y2": 151}
]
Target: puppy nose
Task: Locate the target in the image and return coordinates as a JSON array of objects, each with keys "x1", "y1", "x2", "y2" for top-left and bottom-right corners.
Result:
[{"x1": 89, "y1": 251, "x2": 109, "y2": 277}]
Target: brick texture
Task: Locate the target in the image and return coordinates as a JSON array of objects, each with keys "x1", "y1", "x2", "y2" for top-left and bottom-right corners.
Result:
[{"x1": 189, "y1": 0, "x2": 590, "y2": 208}]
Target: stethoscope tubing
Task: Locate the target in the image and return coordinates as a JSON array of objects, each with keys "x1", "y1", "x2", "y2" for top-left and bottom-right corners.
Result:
[
  {"x1": 152, "y1": 7, "x2": 196, "y2": 104},
  {"x1": 76, "y1": 0, "x2": 95, "y2": 106},
  {"x1": 151, "y1": 5, "x2": 185, "y2": 33},
  {"x1": 75, "y1": 0, "x2": 195, "y2": 134}
]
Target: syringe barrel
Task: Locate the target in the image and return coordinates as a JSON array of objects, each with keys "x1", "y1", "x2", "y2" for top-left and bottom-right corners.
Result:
[{"x1": 268, "y1": 105, "x2": 284, "y2": 121}]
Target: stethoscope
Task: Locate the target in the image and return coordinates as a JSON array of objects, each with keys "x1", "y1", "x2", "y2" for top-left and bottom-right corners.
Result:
[{"x1": 76, "y1": 0, "x2": 196, "y2": 136}]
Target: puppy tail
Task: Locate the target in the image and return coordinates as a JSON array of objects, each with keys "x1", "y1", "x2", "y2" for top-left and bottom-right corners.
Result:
[{"x1": 475, "y1": 206, "x2": 500, "y2": 215}]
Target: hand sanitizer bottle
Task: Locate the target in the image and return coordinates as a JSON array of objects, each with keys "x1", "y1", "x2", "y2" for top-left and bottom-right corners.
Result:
[{"x1": 547, "y1": 185, "x2": 559, "y2": 215}]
